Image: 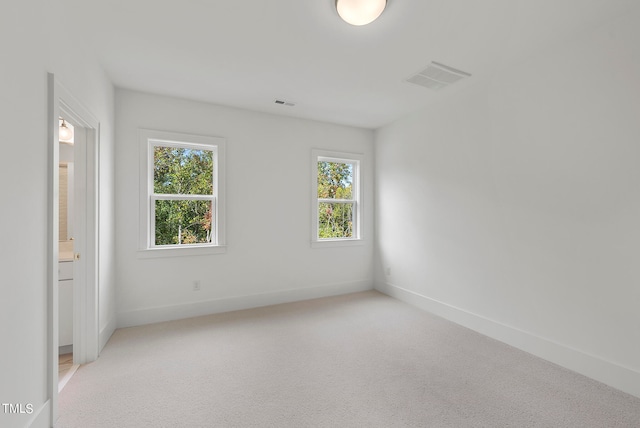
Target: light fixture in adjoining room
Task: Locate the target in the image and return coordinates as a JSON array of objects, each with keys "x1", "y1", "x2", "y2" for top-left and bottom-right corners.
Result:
[
  {"x1": 59, "y1": 118, "x2": 74, "y2": 143},
  {"x1": 336, "y1": 0, "x2": 387, "y2": 26}
]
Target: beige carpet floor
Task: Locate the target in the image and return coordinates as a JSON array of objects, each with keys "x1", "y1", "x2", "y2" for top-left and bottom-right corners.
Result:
[{"x1": 57, "y1": 291, "x2": 640, "y2": 427}]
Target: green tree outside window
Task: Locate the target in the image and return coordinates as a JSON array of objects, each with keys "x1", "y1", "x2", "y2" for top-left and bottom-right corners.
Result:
[
  {"x1": 317, "y1": 161, "x2": 354, "y2": 239},
  {"x1": 153, "y1": 146, "x2": 214, "y2": 245}
]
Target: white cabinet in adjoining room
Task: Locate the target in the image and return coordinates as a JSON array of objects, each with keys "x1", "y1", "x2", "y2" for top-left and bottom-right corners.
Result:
[{"x1": 58, "y1": 260, "x2": 73, "y2": 348}]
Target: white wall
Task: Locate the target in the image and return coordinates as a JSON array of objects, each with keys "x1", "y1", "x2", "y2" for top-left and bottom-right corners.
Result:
[
  {"x1": 375, "y1": 9, "x2": 640, "y2": 398},
  {"x1": 115, "y1": 90, "x2": 374, "y2": 327},
  {"x1": 0, "y1": 2, "x2": 116, "y2": 427}
]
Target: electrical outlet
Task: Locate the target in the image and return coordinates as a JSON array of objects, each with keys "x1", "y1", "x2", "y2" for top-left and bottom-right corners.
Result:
[{"x1": 193, "y1": 280, "x2": 201, "y2": 291}]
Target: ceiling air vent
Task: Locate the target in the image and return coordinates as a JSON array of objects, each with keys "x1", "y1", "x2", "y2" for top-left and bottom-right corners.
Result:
[
  {"x1": 275, "y1": 99, "x2": 295, "y2": 107},
  {"x1": 405, "y1": 61, "x2": 471, "y2": 91}
]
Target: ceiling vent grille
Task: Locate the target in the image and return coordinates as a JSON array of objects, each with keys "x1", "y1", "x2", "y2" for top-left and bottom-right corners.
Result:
[
  {"x1": 405, "y1": 61, "x2": 471, "y2": 91},
  {"x1": 275, "y1": 99, "x2": 295, "y2": 107}
]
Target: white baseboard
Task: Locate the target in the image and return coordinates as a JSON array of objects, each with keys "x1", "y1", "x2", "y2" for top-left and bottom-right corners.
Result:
[
  {"x1": 376, "y1": 281, "x2": 640, "y2": 399},
  {"x1": 118, "y1": 280, "x2": 373, "y2": 328},
  {"x1": 26, "y1": 399, "x2": 49, "y2": 428},
  {"x1": 99, "y1": 315, "x2": 117, "y2": 353},
  {"x1": 58, "y1": 345, "x2": 72, "y2": 355}
]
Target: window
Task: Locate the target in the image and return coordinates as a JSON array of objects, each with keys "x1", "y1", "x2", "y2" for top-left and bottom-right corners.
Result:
[
  {"x1": 139, "y1": 130, "x2": 226, "y2": 256},
  {"x1": 312, "y1": 149, "x2": 363, "y2": 247}
]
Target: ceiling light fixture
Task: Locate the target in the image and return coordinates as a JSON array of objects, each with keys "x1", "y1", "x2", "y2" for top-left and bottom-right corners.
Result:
[
  {"x1": 59, "y1": 118, "x2": 74, "y2": 142},
  {"x1": 336, "y1": 0, "x2": 387, "y2": 26}
]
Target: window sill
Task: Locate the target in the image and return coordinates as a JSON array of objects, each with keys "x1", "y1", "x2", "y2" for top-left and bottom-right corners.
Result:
[
  {"x1": 311, "y1": 239, "x2": 364, "y2": 249},
  {"x1": 137, "y1": 245, "x2": 227, "y2": 259}
]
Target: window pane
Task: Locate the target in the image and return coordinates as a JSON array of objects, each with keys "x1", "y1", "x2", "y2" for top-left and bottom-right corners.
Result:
[
  {"x1": 154, "y1": 146, "x2": 214, "y2": 195},
  {"x1": 318, "y1": 202, "x2": 353, "y2": 239},
  {"x1": 317, "y1": 161, "x2": 353, "y2": 199},
  {"x1": 155, "y1": 200, "x2": 213, "y2": 245}
]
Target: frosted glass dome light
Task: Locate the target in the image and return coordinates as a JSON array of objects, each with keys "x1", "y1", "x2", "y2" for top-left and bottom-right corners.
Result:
[
  {"x1": 59, "y1": 118, "x2": 74, "y2": 142},
  {"x1": 336, "y1": 0, "x2": 387, "y2": 26}
]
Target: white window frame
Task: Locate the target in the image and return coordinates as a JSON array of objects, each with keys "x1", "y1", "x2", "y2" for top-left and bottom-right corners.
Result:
[
  {"x1": 311, "y1": 149, "x2": 364, "y2": 248},
  {"x1": 138, "y1": 129, "x2": 226, "y2": 257}
]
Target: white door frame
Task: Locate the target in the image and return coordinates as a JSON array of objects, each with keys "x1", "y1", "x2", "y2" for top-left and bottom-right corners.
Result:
[{"x1": 47, "y1": 73, "x2": 100, "y2": 425}]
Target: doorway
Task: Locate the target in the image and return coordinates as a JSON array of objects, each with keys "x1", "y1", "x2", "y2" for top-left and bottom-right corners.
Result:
[
  {"x1": 57, "y1": 117, "x2": 77, "y2": 391},
  {"x1": 47, "y1": 74, "x2": 100, "y2": 425}
]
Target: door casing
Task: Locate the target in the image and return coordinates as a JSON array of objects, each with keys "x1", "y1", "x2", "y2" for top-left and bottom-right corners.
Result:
[{"x1": 47, "y1": 73, "x2": 100, "y2": 425}]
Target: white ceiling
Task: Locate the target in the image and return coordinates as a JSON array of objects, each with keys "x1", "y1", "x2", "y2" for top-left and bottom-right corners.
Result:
[{"x1": 64, "y1": 0, "x2": 637, "y2": 129}]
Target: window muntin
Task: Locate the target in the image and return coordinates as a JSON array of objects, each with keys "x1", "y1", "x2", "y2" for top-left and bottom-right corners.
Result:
[
  {"x1": 312, "y1": 150, "x2": 362, "y2": 244},
  {"x1": 139, "y1": 130, "x2": 226, "y2": 256}
]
